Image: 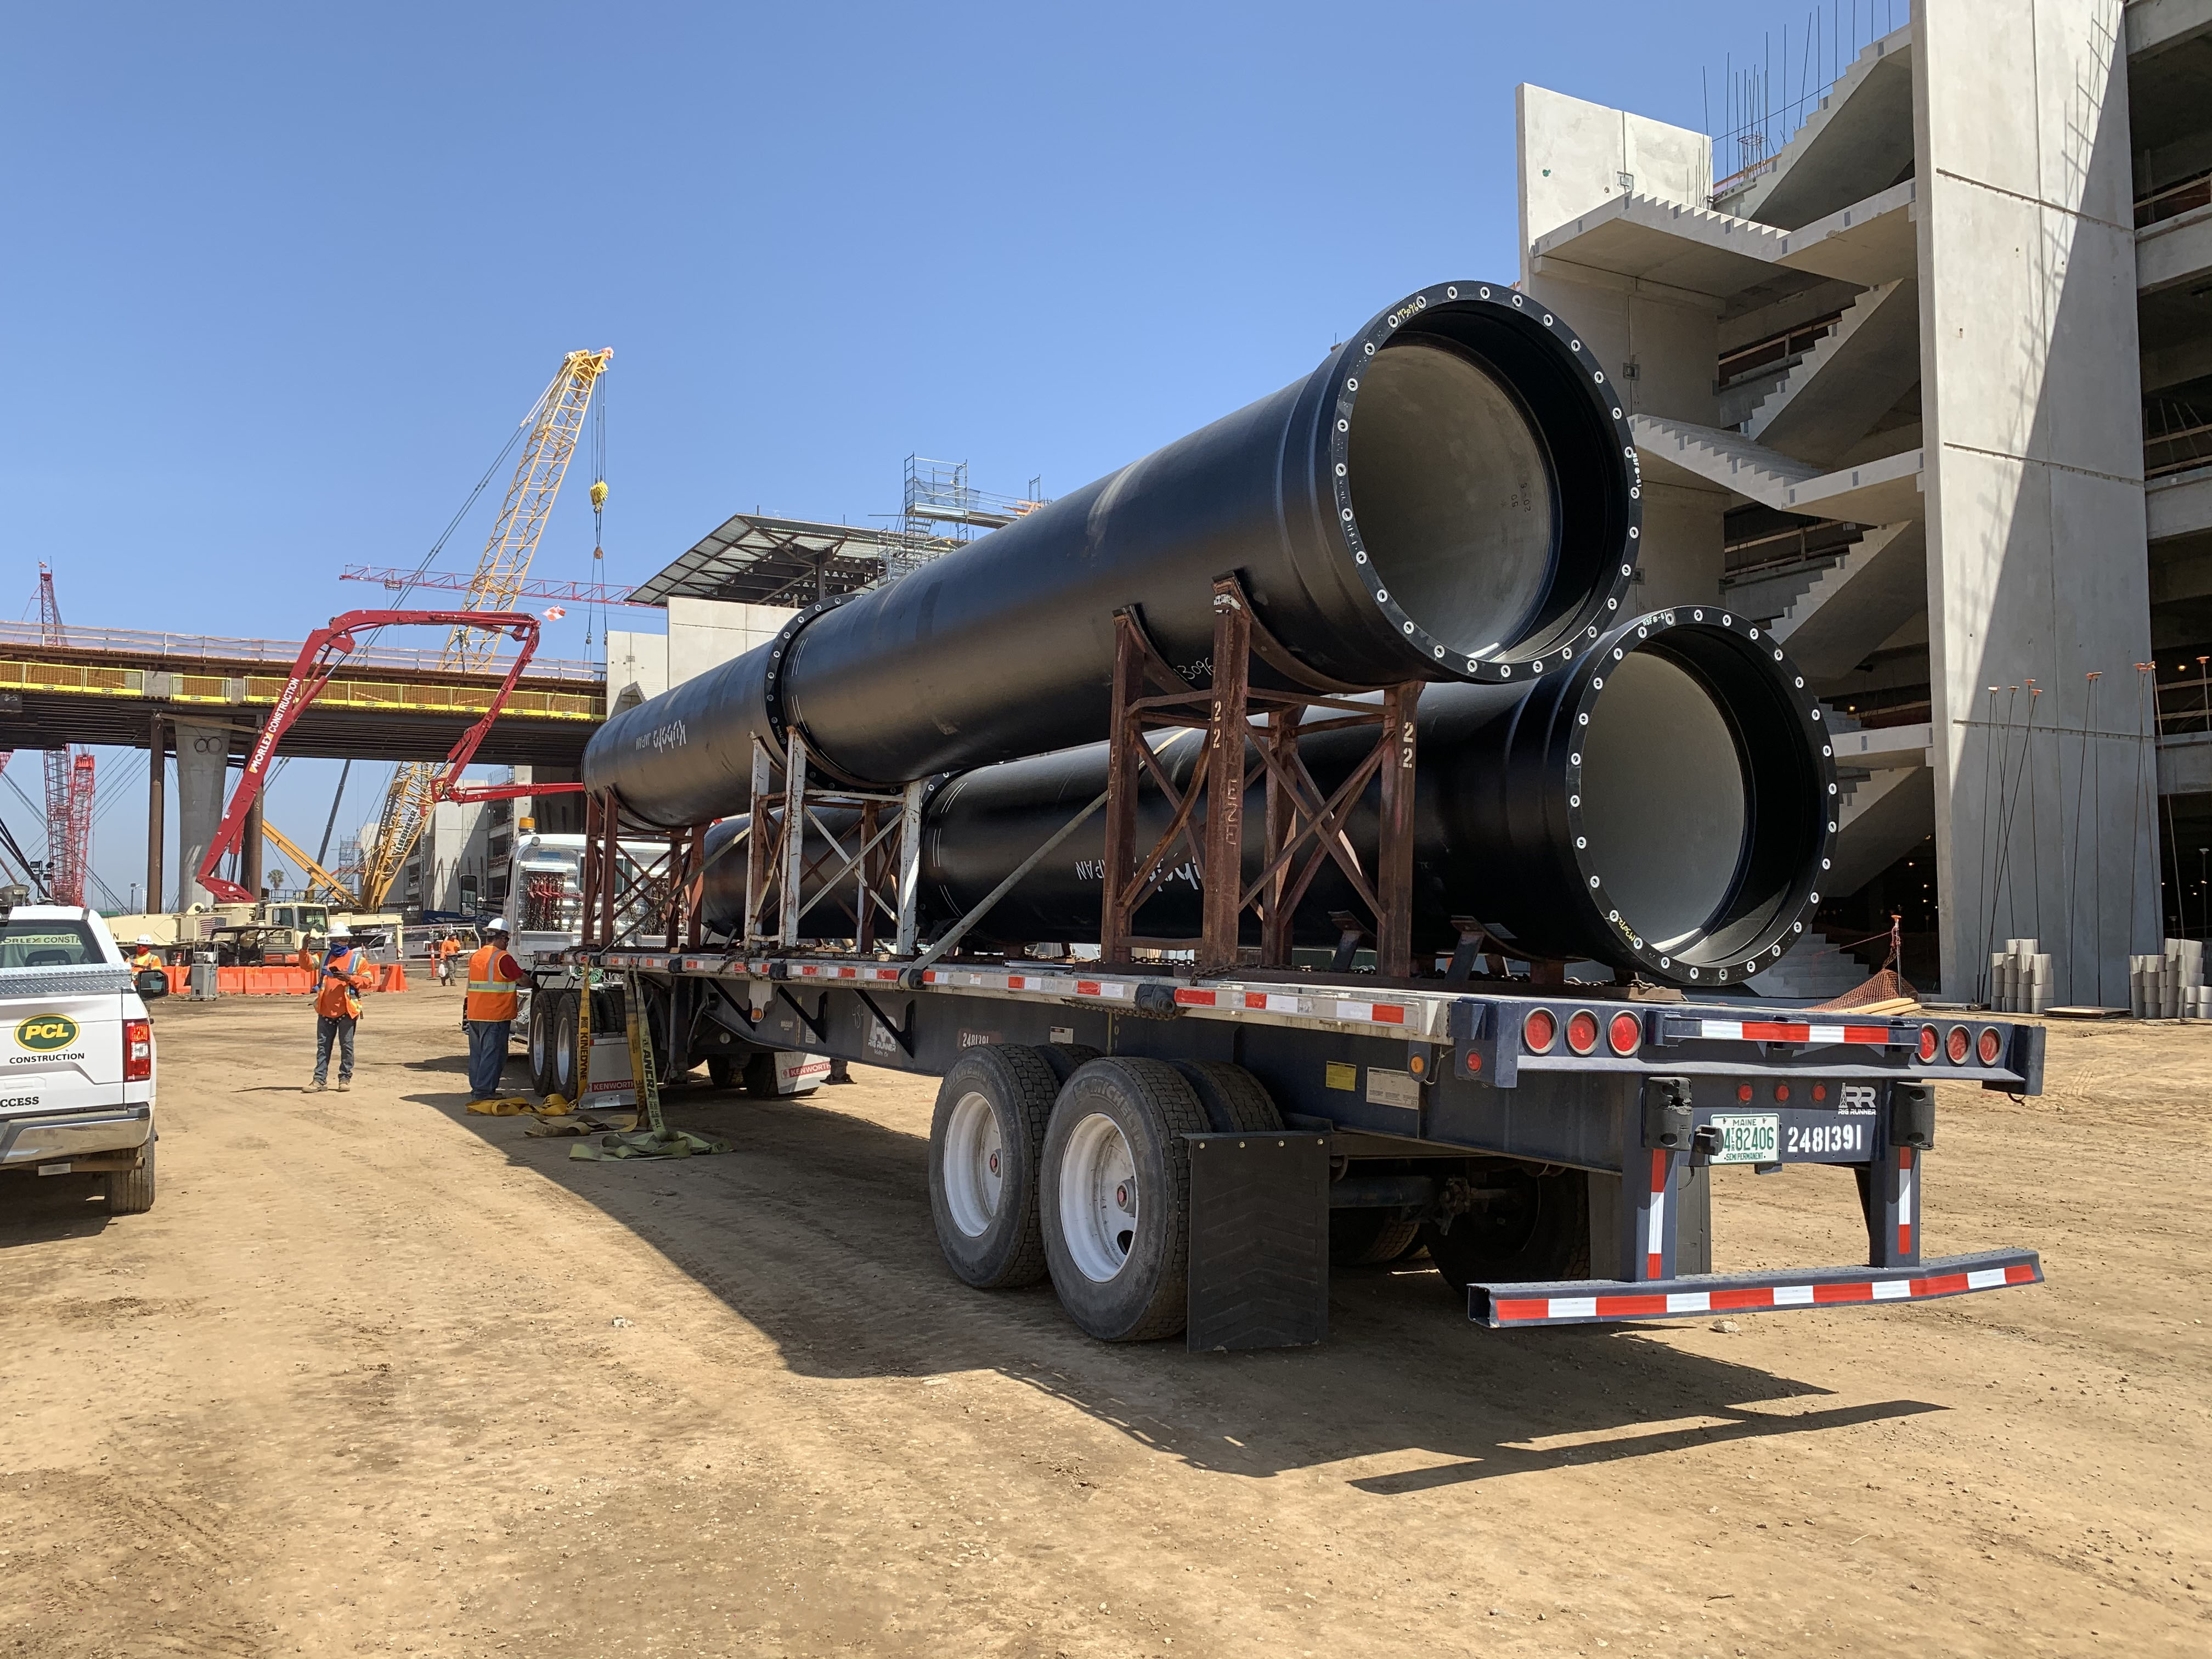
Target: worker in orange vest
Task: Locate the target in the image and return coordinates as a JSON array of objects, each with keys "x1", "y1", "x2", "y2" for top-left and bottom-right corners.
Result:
[
  {"x1": 462, "y1": 923, "x2": 527, "y2": 1103},
  {"x1": 436, "y1": 932, "x2": 462, "y2": 987},
  {"x1": 307, "y1": 924, "x2": 377, "y2": 1093}
]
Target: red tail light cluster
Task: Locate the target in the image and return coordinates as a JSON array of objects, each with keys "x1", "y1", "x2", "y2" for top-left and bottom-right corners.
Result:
[
  {"x1": 1945, "y1": 1024, "x2": 1972, "y2": 1065},
  {"x1": 1917, "y1": 1024, "x2": 1940, "y2": 1063},
  {"x1": 1977, "y1": 1026, "x2": 2004, "y2": 1066},
  {"x1": 1607, "y1": 1011, "x2": 1642, "y2": 1056},
  {"x1": 1522, "y1": 1008, "x2": 1557, "y2": 1052},
  {"x1": 1564, "y1": 1009, "x2": 1601, "y2": 1055},
  {"x1": 123, "y1": 1018, "x2": 153, "y2": 1082}
]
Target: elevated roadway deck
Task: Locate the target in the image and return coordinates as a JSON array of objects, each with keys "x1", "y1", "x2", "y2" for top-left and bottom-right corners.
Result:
[{"x1": 0, "y1": 620, "x2": 604, "y2": 765}]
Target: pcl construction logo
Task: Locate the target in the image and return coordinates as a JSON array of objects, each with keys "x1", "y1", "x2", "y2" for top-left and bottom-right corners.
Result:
[{"x1": 15, "y1": 1014, "x2": 79, "y2": 1051}]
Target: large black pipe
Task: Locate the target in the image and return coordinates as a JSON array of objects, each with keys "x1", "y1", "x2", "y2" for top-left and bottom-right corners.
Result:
[
  {"x1": 701, "y1": 611, "x2": 1838, "y2": 990},
  {"x1": 588, "y1": 281, "x2": 1642, "y2": 827}
]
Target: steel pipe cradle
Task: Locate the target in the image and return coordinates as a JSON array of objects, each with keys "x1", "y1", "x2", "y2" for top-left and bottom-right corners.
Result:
[
  {"x1": 699, "y1": 610, "x2": 1839, "y2": 990},
  {"x1": 585, "y1": 281, "x2": 1644, "y2": 824}
]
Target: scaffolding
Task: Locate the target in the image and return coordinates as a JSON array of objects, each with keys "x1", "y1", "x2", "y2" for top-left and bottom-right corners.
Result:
[{"x1": 880, "y1": 457, "x2": 1048, "y2": 579}]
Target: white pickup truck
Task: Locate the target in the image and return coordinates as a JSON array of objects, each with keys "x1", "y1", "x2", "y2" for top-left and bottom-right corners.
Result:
[{"x1": 0, "y1": 903, "x2": 158, "y2": 1212}]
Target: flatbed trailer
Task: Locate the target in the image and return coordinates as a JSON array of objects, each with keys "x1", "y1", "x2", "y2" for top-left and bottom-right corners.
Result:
[{"x1": 528, "y1": 945, "x2": 2046, "y2": 1350}]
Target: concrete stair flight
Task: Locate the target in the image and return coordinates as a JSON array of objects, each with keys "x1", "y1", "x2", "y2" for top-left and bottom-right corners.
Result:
[
  {"x1": 1747, "y1": 928, "x2": 1876, "y2": 999},
  {"x1": 1769, "y1": 520, "x2": 1927, "y2": 680},
  {"x1": 1745, "y1": 279, "x2": 1921, "y2": 467},
  {"x1": 1721, "y1": 25, "x2": 1917, "y2": 230},
  {"x1": 1633, "y1": 413, "x2": 1925, "y2": 524}
]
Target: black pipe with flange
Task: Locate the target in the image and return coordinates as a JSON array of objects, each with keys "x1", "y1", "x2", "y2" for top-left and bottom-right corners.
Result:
[{"x1": 584, "y1": 281, "x2": 1642, "y2": 826}]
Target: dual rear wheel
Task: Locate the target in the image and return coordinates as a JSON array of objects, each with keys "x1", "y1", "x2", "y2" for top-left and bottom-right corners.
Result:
[{"x1": 926, "y1": 1046, "x2": 1281, "y2": 1342}]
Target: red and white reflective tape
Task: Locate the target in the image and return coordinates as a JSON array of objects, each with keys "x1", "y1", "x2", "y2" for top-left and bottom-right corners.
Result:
[
  {"x1": 1174, "y1": 985, "x2": 1409, "y2": 1026},
  {"x1": 1482, "y1": 1256, "x2": 2041, "y2": 1327},
  {"x1": 1897, "y1": 1145, "x2": 1916, "y2": 1256},
  {"x1": 1644, "y1": 1149, "x2": 1668, "y2": 1279},
  {"x1": 1697, "y1": 1019, "x2": 1898, "y2": 1046}
]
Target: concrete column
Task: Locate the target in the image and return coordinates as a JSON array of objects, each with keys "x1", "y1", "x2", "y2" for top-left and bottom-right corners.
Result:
[
  {"x1": 173, "y1": 723, "x2": 231, "y2": 910},
  {"x1": 1915, "y1": 0, "x2": 2156, "y2": 1002},
  {"x1": 145, "y1": 716, "x2": 166, "y2": 913}
]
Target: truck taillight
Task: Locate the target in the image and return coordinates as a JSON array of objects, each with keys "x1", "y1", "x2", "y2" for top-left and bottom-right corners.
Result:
[
  {"x1": 1607, "y1": 1011, "x2": 1641, "y2": 1055},
  {"x1": 123, "y1": 1018, "x2": 153, "y2": 1081},
  {"x1": 1945, "y1": 1024, "x2": 1971, "y2": 1064},
  {"x1": 1977, "y1": 1026, "x2": 2003, "y2": 1066},
  {"x1": 1564, "y1": 1009, "x2": 1600, "y2": 1055},
  {"x1": 1522, "y1": 1008, "x2": 1557, "y2": 1052},
  {"x1": 1917, "y1": 1024, "x2": 1939, "y2": 1063}
]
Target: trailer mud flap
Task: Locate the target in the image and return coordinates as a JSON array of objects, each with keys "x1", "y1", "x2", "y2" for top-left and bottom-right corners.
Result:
[{"x1": 1184, "y1": 1132, "x2": 1330, "y2": 1352}]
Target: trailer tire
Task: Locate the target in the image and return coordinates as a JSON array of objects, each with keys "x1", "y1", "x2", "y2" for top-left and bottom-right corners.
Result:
[
  {"x1": 105, "y1": 1139, "x2": 156, "y2": 1215},
  {"x1": 1420, "y1": 1164, "x2": 1589, "y2": 1292},
  {"x1": 527, "y1": 993, "x2": 557, "y2": 1096},
  {"x1": 1037, "y1": 1043, "x2": 1101, "y2": 1086},
  {"x1": 928, "y1": 1045, "x2": 1059, "y2": 1289},
  {"x1": 1329, "y1": 1210, "x2": 1422, "y2": 1267},
  {"x1": 1040, "y1": 1057, "x2": 1207, "y2": 1342},
  {"x1": 1166, "y1": 1059, "x2": 1282, "y2": 1133},
  {"x1": 549, "y1": 990, "x2": 581, "y2": 1103},
  {"x1": 706, "y1": 1053, "x2": 741, "y2": 1090}
]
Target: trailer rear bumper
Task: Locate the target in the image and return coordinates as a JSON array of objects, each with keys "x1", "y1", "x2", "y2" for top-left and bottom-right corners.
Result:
[{"x1": 1470, "y1": 1248, "x2": 2042, "y2": 1328}]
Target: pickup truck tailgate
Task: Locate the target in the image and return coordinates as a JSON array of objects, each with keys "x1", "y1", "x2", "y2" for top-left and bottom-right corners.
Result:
[{"x1": 1, "y1": 973, "x2": 131, "y2": 1121}]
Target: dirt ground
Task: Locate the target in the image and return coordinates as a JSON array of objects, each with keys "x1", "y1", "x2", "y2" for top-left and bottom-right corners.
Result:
[{"x1": 3, "y1": 984, "x2": 2208, "y2": 1658}]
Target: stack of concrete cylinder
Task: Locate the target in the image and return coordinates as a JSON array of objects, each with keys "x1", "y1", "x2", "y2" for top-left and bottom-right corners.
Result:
[
  {"x1": 2130, "y1": 938, "x2": 2207, "y2": 1020},
  {"x1": 1990, "y1": 939, "x2": 2053, "y2": 1014}
]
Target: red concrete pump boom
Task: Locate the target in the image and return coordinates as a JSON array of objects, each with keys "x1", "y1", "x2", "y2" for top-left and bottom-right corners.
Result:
[{"x1": 195, "y1": 608, "x2": 578, "y2": 905}]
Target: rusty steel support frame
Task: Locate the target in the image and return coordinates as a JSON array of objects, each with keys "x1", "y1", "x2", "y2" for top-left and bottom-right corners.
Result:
[
  {"x1": 578, "y1": 791, "x2": 701, "y2": 951},
  {"x1": 741, "y1": 733, "x2": 921, "y2": 953},
  {"x1": 1099, "y1": 575, "x2": 1421, "y2": 976}
]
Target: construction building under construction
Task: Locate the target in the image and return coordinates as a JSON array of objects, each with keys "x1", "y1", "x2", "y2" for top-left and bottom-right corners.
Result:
[{"x1": 1513, "y1": 0, "x2": 2212, "y2": 1003}]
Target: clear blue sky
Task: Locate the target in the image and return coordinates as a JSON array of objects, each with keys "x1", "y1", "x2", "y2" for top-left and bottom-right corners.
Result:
[{"x1": 0, "y1": 0, "x2": 1870, "y2": 908}]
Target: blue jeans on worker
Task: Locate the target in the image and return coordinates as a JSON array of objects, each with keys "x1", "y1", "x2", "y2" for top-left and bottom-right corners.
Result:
[
  {"x1": 466, "y1": 1019, "x2": 512, "y2": 1099},
  {"x1": 314, "y1": 1015, "x2": 356, "y2": 1085}
]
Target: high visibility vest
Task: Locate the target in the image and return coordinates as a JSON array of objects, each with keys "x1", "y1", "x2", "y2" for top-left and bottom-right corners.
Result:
[
  {"x1": 129, "y1": 949, "x2": 161, "y2": 971},
  {"x1": 465, "y1": 945, "x2": 522, "y2": 1022},
  {"x1": 316, "y1": 947, "x2": 369, "y2": 1020}
]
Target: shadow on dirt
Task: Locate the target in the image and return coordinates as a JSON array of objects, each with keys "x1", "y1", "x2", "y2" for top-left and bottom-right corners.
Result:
[
  {"x1": 427, "y1": 1061, "x2": 1946, "y2": 1484},
  {"x1": 0, "y1": 1174, "x2": 116, "y2": 1246}
]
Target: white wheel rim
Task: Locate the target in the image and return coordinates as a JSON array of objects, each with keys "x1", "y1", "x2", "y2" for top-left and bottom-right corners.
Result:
[
  {"x1": 555, "y1": 1013, "x2": 573, "y2": 1086},
  {"x1": 942, "y1": 1091, "x2": 1004, "y2": 1238},
  {"x1": 1059, "y1": 1111, "x2": 1137, "y2": 1283}
]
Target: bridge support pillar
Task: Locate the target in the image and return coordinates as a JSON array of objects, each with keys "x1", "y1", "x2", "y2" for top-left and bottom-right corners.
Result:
[{"x1": 174, "y1": 723, "x2": 230, "y2": 911}]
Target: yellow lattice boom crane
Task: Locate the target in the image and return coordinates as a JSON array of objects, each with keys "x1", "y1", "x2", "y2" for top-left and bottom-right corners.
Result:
[{"x1": 358, "y1": 347, "x2": 612, "y2": 911}]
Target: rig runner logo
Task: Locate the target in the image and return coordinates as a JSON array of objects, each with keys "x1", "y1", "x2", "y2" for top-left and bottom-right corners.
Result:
[{"x1": 15, "y1": 1014, "x2": 78, "y2": 1051}]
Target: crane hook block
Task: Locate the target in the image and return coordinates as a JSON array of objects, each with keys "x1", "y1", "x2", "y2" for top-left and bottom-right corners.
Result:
[{"x1": 590, "y1": 480, "x2": 608, "y2": 511}]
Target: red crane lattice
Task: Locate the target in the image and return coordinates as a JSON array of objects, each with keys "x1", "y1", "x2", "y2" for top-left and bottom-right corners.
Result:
[{"x1": 36, "y1": 565, "x2": 95, "y2": 906}]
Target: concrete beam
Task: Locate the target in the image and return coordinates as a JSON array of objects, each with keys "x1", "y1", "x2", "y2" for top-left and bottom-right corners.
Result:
[
  {"x1": 2149, "y1": 468, "x2": 2212, "y2": 541},
  {"x1": 2128, "y1": 0, "x2": 2212, "y2": 57},
  {"x1": 2138, "y1": 204, "x2": 2212, "y2": 294}
]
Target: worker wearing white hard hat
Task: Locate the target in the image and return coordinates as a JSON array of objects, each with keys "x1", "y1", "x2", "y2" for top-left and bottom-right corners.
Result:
[
  {"x1": 309, "y1": 924, "x2": 375, "y2": 1093},
  {"x1": 128, "y1": 935, "x2": 162, "y2": 973}
]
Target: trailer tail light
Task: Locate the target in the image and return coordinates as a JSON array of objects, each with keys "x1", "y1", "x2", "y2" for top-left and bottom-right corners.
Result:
[
  {"x1": 1917, "y1": 1024, "x2": 1939, "y2": 1063},
  {"x1": 1977, "y1": 1026, "x2": 2003, "y2": 1066},
  {"x1": 1565, "y1": 1009, "x2": 1600, "y2": 1055},
  {"x1": 1945, "y1": 1024, "x2": 1971, "y2": 1064},
  {"x1": 1607, "y1": 1011, "x2": 1641, "y2": 1055},
  {"x1": 1522, "y1": 1008, "x2": 1557, "y2": 1053},
  {"x1": 123, "y1": 1019, "x2": 153, "y2": 1082}
]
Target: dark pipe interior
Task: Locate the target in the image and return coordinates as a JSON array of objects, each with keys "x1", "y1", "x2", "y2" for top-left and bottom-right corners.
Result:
[
  {"x1": 1348, "y1": 338, "x2": 1558, "y2": 658},
  {"x1": 1577, "y1": 650, "x2": 1748, "y2": 952}
]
